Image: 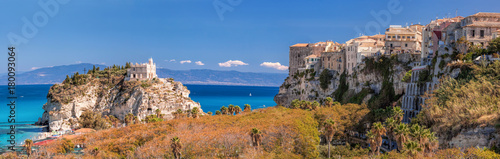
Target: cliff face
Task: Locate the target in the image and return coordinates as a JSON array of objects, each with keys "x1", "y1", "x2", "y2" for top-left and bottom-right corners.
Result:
[
  {"x1": 37, "y1": 77, "x2": 201, "y2": 131},
  {"x1": 275, "y1": 54, "x2": 415, "y2": 107}
]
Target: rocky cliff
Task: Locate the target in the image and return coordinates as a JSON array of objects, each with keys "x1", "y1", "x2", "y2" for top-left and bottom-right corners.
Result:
[
  {"x1": 36, "y1": 74, "x2": 201, "y2": 131},
  {"x1": 275, "y1": 54, "x2": 416, "y2": 107}
]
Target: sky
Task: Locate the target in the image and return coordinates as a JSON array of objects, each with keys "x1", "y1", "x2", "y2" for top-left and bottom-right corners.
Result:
[{"x1": 1, "y1": 0, "x2": 499, "y2": 73}]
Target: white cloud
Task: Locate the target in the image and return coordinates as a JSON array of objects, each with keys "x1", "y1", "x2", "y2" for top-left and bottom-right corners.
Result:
[
  {"x1": 195, "y1": 61, "x2": 205, "y2": 66},
  {"x1": 180, "y1": 60, "x2": 192, "y2": 64},
  {"x1": 260, "y1": 62, "x2": 289, "y2": 70},
  {"x1": 76, "y1": 61, "x2": 82, "y2": 64},
  {"x1": 167, "y1": 59, "x2": 176, "y2": 62},
  {"x1": 31, "y1": 66, "x2": 53, "y2": 70},
  {"x1": 218, "y1": 60, "x2": 248, "y2": 67}
]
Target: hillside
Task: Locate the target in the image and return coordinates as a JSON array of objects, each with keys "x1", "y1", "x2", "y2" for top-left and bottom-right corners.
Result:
[
  {"x1": 0, "y1": 64, "x2": 287, "y2": 86},
  {"x1": 36, "y1": 65, "x2": 201, "y2": 132}
]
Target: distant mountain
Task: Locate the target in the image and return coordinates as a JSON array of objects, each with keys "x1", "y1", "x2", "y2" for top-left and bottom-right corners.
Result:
[
  {"x1": 1, "y1": 64, "x2": 288, "y2": 86},
  {"x1": 157, "y1": 69, "x2": 288, "y2": 86},
  {"x1": 1, "y1": 63, "x2": 107, "y2": 85}
]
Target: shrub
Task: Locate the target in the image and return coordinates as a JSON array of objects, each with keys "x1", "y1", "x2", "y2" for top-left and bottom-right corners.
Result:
[
  {"x1": 79, "y1": 110, "x2": 110, "y2": 130},
  {"x1": 402, "y1": 70, "x2": 412, "y2": 82}
]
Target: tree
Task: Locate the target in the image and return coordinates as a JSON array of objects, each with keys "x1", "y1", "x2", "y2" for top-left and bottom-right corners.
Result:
[
  {"x1": 250, "y1": 128, "x2": 262, "y2": 148},
  {"x1": 191, "y1": 107, "x2": 199, "y2": 118},
  {"x1": 171, "y1": 137, "x2": 182, "y2": 159},
  {"x1": 372, "y1": 122, "x2": 386, "y2": 155},
  {"x1": 59, "y1": 138, "x2": 75, "y2": 154},
  {"x1": 125, "y1": 62, "x2": 131, "y2": 69},
  {"x1": 324, "y1": 97, "x2": 333, "y2": 107},
  {"x1": 385, "y1": 117, "x2": 397, "y2": 151},
  {"x1": 319, "y1": 69, "x2": 333, "y2": 91},
  {"x1": 220, "y1": 106, "x2": 228, "y2": 115},
  {"x1": 312, "y1": 101, "x2": 320, "y2": 110},
  {"x1": 243, "y1": 104, "x2": 251, "y2": 112},
  {"x1": 424, "y1": 132, "x2": 439, "y2": 157},
  {"x1": 155, "y1": 109, "x2": 161, "y2": 118},
  {"x1": 24, "y1": 139, "x2": 33, "y2": 157},
  {"x1": 323, "y1": 119, "x2": 336, "y2": 159},
  {"x1": 367, "y1": 130, "x2": 378, "y2": 156},
  {"x1": 124, "y1": 113, "x2": 134, "y2": 125},
  {"x1": 228, "y1": 104, "x2": 235, "y2": 115},
  {"x1": 488, "y1": 37, "x2": 500, "y2": 54},
  {"x1": 207, "y1": 111, "x2": 213, "y2": 116},
  {"x1": 79, "y1": 110, "x2": 110, "y2": 130},
  {"x1": 234, "y1": 106, "x2": 242, "y2": 115},
  {"x1": 392, "y1": 107, "x2": 404, "y2": 123},
  {"x1": 173, "y1": 109, "x2": 184, "y2": 119},
  {"x1": 215, "y1": 110, "x2": 221, "y2": 115},
  {"x1": 405, "y1": 140, "x2": 422, "y2": 157},
  {"x1": 291, "y1": 99, "x2": 300, "y2": 109},
  {"x1": 394, "y1": 123, "x2": 409, "y2": 151}
]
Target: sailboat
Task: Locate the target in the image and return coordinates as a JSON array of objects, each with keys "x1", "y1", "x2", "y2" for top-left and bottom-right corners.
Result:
[{"x1": 249, "y1": 93, "x2": 252, "y2": 96}]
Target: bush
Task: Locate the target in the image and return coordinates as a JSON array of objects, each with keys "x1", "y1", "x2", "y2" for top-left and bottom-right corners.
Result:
[
  {"x1": 79, "y1": 110, "x2": 110, "y2": 130},
  {"x1": 402, "y1": 70, "x2": 412, "y2": 82}
]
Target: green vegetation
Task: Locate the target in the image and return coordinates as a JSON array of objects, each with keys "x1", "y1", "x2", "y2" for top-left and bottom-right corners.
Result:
[
  {"x1": 78, "y1": 110, "x2": 110, "y2": 130},
  {"x1": 332, "y1": 71, "x2": 348, "y2": 102},
  {"x1": 319, "y1": 69, "x2": 333, "y2": 90},
  {"x1": 417, "y1": 61, "x2": 500, "y2": 139},
  {"x1": 402, "y1": 70, "x2": 412, "y2": 82}
]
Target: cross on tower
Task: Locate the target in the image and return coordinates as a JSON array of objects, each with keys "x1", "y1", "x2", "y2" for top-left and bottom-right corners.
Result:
[{"x1": 84, "y1": 68, "x2": 87, "y2": 74}]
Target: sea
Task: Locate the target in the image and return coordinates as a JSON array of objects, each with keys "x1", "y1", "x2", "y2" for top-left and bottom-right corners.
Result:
[{"x1": 0, "y1": 84, "x2": 278, "y2": 149}]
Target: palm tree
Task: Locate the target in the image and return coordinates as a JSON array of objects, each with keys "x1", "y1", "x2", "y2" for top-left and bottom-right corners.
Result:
[
  {"x1": 394, "y1": 123, "x2": 409, "y2": 152},
  {"x1": 220, "y1": 106, "x2": 228, "y2": 115},
  {"x1": 325, "y1": 97, "x2": 333, "y2": 107},
  {"x1": 323, "y1": 119, "x2": 336, "y2": 159},
  {"x1": 392, "y1": 107, "x2": 404, "y2": 123},
  {"x1": 215, "y1": 110, "x2": 221, "y2": 115},
  {"x1": 155, "y1": 109, "x2": 161, "y2": 118},
  {"x1": 250, "y1": 128, "x2": 262, "y2": 148},
  {"x1": 244, "y1": 104, "x2": 251, "y2": 112},
  {"x1": 372, "y1": 122, "x2": 386, "y2": 155},
  {"x1": 410, "y1": 124, "x2": 428, "y2": 146},
  {"x1": 234, "y1": 106, "x2": 242, "y2": 115},
  {"x1": 173, "y1": 109, "x2": 184, "y2": 119},
  {"x1": 191, "y1": 107, "x2": 199, "y2": 118},
  {"x1": 171, "y1": 137, "x2": 182, "y2": 159},
  {"x1": 424, "y1": 132, "x2": 439, "y2": 157},
  {"x1": 312, "y1": 101, "x2": 320, "y2": 110},
  {"x1": 228, "y1": 104, "x2": 235, "y2": 115},
  {"x1": 367, "y1": 130, "x2": 378, "y2": 156},
  {"x1": 405, "y1": 140, "x2": 422, "y2": 158},
  {"x1": 24, "y1": 139, "x2": 33, "y2": 157},
  {"x1": 384, "y1": 117, "x2": 397, "y2": 151}
]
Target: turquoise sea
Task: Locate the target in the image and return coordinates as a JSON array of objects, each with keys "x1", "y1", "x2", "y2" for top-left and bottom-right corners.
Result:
[{"x1": 0, "y1": 84, "x2": 278, "y2": 149}]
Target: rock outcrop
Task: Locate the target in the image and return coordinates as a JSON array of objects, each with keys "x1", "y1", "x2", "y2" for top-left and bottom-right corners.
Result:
[
  {"x1": 37, "y1": 77, "x2": 201, "y2": 131},
  {"x1": 275, "y1": 54, "x2": 415, "y2": 107}
]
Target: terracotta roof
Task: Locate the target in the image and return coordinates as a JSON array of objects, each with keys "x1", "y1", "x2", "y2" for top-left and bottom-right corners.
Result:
[
  {"x1": 359, "y1": 42, "x2": 377, "y2": 47},
  {"x1": 470, "y1": 12, "x2": 500, "y2": 17},
  {"x1": 464, "y1": 22, "x2": 500, "y2": 27},
  {"x1": 306, "y1": 54, "x2": 318, "y2": 58},
  {"x1": 291, "y1": 43, "x2": 309, "y2": 47}
]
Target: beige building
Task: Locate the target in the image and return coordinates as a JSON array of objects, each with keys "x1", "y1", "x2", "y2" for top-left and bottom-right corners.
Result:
[
  {"x1": 321, "y1": 50, "x2": 345, "y2": 74},
  {"x1": 421, "y1": 17, "x2": 463, "y2": 64},
  {"x1": 345, "y1": 35, "x2": 385, "y2": 74},
  {"x1": 457, "y1": 12, "x2": 500, "y2": 47},
  {"x1": 385, "y1": 24, "x2": 423, "y2": 54},
  {"x1": 126, "y1": 58, "x2": 158, "y2": 81},
  {"x1": 289, "y1": 42, "x2": 326, "y2": 76}
]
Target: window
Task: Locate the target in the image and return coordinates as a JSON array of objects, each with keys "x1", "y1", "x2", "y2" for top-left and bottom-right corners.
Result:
[
  {"x1": 472, "y1": 30, "x2": 475, "y2": 37},
  {"x1": 480, "y1": 30, "x2": 484, "y2": 38},
  {"x1": 392, "y1": 36, "x2": 396, "y2": 39},
  {"x1": 390, "y1": 44, "x2": 393, "y2": 47},
  {"x1": 405, "y1": 43, "x2": 408, "y2": 47}
]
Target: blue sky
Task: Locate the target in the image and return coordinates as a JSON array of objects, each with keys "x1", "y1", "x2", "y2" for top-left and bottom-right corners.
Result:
[{"x1": 1, "y1": 0, "x2": 499, "y2": 73}]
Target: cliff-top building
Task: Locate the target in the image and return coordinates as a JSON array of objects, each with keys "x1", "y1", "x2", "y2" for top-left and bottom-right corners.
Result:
[
  {"x1": 289, "y1": 42, "x2": 326, "y2": 76},
  {"x1": 385, "y1": 24, "x2": 424, "y2": 54},
  {"x1": 126, "y1": 58, "x2": 158, "y2": 81},
  {"x1": 345, "y1": 35, "x2": 385, "y2": 74}
]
